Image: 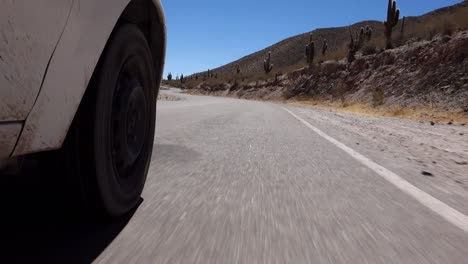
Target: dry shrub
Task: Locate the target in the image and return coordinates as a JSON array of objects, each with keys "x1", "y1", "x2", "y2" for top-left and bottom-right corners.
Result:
[
  {"x1": 389, "y1": 106, "x2": 406, "y2": 117},
  {"x1": 322, "y1": 45, "x2": 348, "y2": 62},
  {"x1": 372, "y1": 87, "x2": 385, "y2": 107},
  {"x1": 382, "y1": 52, "x2": 396, "y2": 65},
  {"x1": 278, "y1": 62, "x2": 307, "y2": 77},
  {"x1": 426, "y1": 29, "x2": 438, "y2": 41},
  {"x1": 393, "y1": 31, "x2": 407, "y2": 47},
  {"x1": 367, "y1": 35, "x2": 386, "y2": 51},
  {"x1": 362, "y1": 44, "x2": 377, "y2": 56},
  {"x1": 231, "y1": 80, "x2": 239, "y2": 90},
  {"x1": 321, "y1": 61, "x2": 346, "y2": 76},
  {"x1": 334, "y1": 80, "x2": 349, "y2": 106},
  {"x1": 351, "y1": 57, "x2": 368, "y2": 72},
  {"x1": 442, "y1": 20, "x2": 456, "y2": 36}
]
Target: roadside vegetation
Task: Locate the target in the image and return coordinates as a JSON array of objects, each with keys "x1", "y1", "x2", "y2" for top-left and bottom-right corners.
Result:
[{"x1": 163, "y1": 0, "x2": 468, "y2": 123}]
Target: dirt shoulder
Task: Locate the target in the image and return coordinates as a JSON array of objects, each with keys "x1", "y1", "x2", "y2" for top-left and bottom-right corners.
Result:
[
  {"x1": 288, "y1": 104, "x2": 468, "y2": 214},
  {"x1": 289, "y1": 100, "x2": 468, "y2": 125}
]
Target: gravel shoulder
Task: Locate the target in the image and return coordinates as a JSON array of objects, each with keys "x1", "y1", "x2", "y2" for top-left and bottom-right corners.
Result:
[
  {"x1": 158, "y1": 92, "x2": 181, "y2": 101},
  {"x1": 287, "y1": 104, "x2": 468, "y2": 215}
]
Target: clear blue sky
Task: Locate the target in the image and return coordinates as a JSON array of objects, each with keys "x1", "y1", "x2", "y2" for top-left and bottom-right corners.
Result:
[{"x1": 162, "y1": 0, "x2": 462, "y2": 77}]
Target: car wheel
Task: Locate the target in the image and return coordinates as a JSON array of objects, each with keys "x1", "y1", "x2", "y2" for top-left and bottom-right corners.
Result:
[{"x1": 62, "y1": 24, "x2": 156, "y2": 218}]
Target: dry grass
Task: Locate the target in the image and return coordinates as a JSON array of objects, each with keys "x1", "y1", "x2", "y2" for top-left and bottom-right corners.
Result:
[
  {"x1": 321, "y1": 45, "x2": 348, "y2": 62},
  {"x1": 163, "y1": 80, "x2": 187, "y2": 87},
  {"x1": 398, "y1": 5, "x2": 468, "y2": 43},
  {"x1": 331, "y1": 80, "x2": 348, "y2": 106},
  {"x1": 158, "y1": 93, "x2": 180, "y2": 101},
  {"x1": 290, "y1": 31, "x2": 385, "y2": 69},
  {"x1": 181, "y1": 66, "x2": 289, "y2": 91},
  {"x1": 289, "y1": 100, "x2": 468, "y2": 124}
]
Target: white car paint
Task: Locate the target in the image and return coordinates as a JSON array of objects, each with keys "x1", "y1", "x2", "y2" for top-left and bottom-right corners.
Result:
[
  {"x1": 0, "y1": 123, "x2": 22, "y2": 158},
  {"x1": 0, "y1": 0, "x2": 73, "y2": 121},
  {"x1": 1, "y1": 0, "x2": 166, "y2": 157}
]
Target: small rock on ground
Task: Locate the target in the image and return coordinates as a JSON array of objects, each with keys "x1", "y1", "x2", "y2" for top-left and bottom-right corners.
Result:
[{"x1": 422, "y1": 171, "x2": 434, "y2": 177}]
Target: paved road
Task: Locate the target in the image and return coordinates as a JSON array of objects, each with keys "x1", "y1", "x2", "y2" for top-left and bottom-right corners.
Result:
[{"x1": 5, "y1": 88, "x2": 468, "y2": 263}]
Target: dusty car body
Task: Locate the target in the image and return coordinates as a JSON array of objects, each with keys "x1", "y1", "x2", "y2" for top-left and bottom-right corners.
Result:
[
  {"x1": 0, "y1": 0, "x2": 166, "y2": 217},
  {"x1": 1, "y1": 0, "x2": 165, "y2": 158}
]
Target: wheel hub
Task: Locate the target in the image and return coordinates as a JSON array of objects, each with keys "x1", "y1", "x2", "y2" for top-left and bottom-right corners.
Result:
[{"x1": 113, "y1": 77, "x2": 147, "y2": 174}]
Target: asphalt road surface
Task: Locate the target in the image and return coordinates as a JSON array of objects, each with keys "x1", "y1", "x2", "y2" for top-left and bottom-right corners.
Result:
[{"x1": 4, "y1": 88, "x2": 468, "y2": 263}]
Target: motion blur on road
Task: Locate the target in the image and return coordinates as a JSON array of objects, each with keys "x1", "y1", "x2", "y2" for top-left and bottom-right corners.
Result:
[
  {"x1": 5, "y1": 87, "x2": 468, "y2": 263},
  {"x1": 3, "y1": 0, "x2": 468, "y2": 262}
]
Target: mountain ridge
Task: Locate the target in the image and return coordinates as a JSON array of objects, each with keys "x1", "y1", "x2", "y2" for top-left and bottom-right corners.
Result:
[{"x1": 191, "y1": 1, "x2": 467, "y2": 78}]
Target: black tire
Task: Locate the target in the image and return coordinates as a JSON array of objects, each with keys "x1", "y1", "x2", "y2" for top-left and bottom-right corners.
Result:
[{"x1": 57, "y1": 24, "x2": 156, "y2": 218}]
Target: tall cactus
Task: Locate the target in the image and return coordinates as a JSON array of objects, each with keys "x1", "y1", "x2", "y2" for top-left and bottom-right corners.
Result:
[
  {"x1": 365, "y1": 25, "x2": 372, "y2": 41},
  {"x1": 236, "y1": 64, "x2": 241, "y2": 74},
  {"x1": 305, "y1": 34, "x2": 315, "y2": 66},
  {"x1": 357, "y1": 27, "x2": 366, "y2": 48},
  {"x1": 384, "y1": 0, "x2": 400, "y2": 49},
  {"x1": 322, "y1": 39, "x2": 328, "y2": 56},
  {"x1": 400, "y1": 16, "x2": 405, "y2": 34},
  {"x1": 263, "y1": 51, "x2": 273, "y2": 74},
  {"x1": 347, "y1": 28, "x2": 357, "y2": 63}
]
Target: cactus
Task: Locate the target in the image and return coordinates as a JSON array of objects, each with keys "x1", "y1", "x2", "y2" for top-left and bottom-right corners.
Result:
[
  {"x1": 384, "y1": 0, "x2": 400, "y2": 49},
  {"x1": 355, "y1": 26, "x2": 373, "y2": 49},
  {"x1": 322, "y1": 39, "x2": 328, "y2": 56},
  {"x1": 365, "y1": 25, "x2": 372, "y2": 41},
  {"x1": 180, "y1": 74, "x2": 184, "y2": 83},
  {"x1": 358, "y1": 27, "x2": 366, "y2": 48},
  {"x1": 400, "y1": 16, "x2": 405, "y2": 34},
  {"x1": 167, "y1": 72, "x2": 172, "y2": 81},
  {"x1": 263, "y1": 51, "x2": 273, "y2": 74},
  {"x1": 236, "y1": 64, "x2": 240, "y2": 74},
  {"x1": 347, "y1": 28, "x2": 357, "y2": 63},
  {"x1": 207, "y1": 69, "x2": 211, "y2": 78},
  {"x1": 305, "y1": 34, "x2": 315, "y2": 66}
]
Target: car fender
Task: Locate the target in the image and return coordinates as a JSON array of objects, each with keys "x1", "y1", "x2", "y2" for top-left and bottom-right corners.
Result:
[
  {"x1": 0, "y1": 0, "x2": 73, "y2": 122},
  {"x1": 12, "y1": 0, "x2": 166, "y2": 156}
]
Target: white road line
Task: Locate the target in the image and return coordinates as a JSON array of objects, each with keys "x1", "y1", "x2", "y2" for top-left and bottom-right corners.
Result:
[{"x1": 283, "y1": 107, "x2": 468, "y2": 233}]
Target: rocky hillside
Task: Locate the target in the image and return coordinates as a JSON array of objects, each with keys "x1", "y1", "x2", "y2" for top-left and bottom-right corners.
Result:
[
  {"x1": 191, "y1": 1, "x2": 468, "y2": 78},
  {"x1": 191, "y1": 31, "x2": 468, "y2": 118},
  {"x1": 208, "y1": 20, "x2": 384, "y2": 77}
]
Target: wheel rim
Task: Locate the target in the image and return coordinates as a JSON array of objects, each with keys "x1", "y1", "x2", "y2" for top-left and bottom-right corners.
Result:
[{"x1": 111, "y1": 59, "x2": 148, "y2": 179}]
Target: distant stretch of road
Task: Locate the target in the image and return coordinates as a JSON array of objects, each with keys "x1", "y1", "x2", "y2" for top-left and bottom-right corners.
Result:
[{"x1": 93, "y1": 87, "x2": 468, "y2": 263}]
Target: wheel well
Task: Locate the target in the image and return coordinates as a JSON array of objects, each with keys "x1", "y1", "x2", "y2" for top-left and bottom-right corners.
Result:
[
  {"x1": 11, "y1": 0, "x2": 166, "y2": 157},
  {"x1": 119, "y1": 0, "x2": 166, "y2": 92},
  {"x1": 66, "y1": 0, "x2": 165, "y2": 151}
]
